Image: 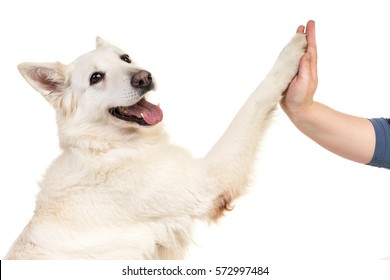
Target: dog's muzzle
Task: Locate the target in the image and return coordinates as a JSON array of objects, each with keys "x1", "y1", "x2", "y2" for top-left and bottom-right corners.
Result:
[{"x1": 109, "y1": 70, "x2": 162, "y2": 126}]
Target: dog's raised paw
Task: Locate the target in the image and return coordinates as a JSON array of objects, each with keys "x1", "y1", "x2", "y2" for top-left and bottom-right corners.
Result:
[{"x1": 278, "y1": 33, "x2": 307, "y2": 69}]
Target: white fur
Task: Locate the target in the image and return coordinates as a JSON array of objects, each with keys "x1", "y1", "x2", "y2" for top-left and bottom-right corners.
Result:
[{"x1": 5, "y1": 34, "x2": 307, "y2": 259}]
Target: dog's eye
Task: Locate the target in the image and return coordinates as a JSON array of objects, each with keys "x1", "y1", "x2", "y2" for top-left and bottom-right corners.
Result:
[
  {"x1": 120, "y1": 54, "x2": 131, "y2": 64},
  {"x1": 90, "y1": 72, "x2": 105, "y2": 85}
]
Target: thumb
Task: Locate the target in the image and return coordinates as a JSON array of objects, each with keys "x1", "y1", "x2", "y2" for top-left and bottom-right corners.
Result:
[{"x1": 296, "y1": 52, "x2": 312, "y2": 83}]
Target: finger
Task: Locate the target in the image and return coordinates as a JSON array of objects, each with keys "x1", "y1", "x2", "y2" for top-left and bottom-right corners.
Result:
[
  {"x1": 296, "y1": 25, "x2": 305, "y2": 33},
  {"x1": 305, "y1": 20, "x2": 317, "y2": 77},
  {"x1": 306, "y1": 20, "x2": 317, "y2": 54}
]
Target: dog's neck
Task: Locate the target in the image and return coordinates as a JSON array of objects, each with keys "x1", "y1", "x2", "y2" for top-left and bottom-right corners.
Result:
[{"x1": 57, "y1": 121, "x2": 168, "y2": 153}]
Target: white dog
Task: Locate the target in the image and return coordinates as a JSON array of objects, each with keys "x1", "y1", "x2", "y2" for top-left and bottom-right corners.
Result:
[{"x1": 5, "y1": 32, "x2": 306, "y2": 259}]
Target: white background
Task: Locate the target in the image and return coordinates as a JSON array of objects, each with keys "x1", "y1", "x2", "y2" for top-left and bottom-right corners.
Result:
[{"x1": 1, "y1": 0, "x2": 390, "y2": 269}]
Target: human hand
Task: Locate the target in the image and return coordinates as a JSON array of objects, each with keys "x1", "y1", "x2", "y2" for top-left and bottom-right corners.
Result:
[{"x1": 280, "y1": 20, "x2": 318, "y2": 118}]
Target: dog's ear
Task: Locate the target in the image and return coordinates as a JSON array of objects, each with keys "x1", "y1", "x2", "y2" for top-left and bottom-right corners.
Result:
[
  {"x1": 18, "y1": 62, "x2": 75, "y2": 115},
  {"x1": 18, "y1": 62, "x2": 68, "y2": 95},
  {"x1": 96, "y1": 36, "x2": 111, "y2": 49}
]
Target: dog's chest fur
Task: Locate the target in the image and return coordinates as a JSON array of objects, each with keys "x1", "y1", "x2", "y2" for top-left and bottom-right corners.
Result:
[{"x1": 30, "y1": 139, "x2": 209, "y2": 259}]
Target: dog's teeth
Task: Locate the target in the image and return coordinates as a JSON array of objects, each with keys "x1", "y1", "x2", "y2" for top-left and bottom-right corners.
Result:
[
  {"x1": 140, "y1": 113, "x2": 145, "y2": 119},
  {"x1": 118, "y1": 107, "x2": 128, "y2": 115}
]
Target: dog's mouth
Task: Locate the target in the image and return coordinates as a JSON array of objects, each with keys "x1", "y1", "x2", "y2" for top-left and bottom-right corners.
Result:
[{"x1": 109, "y1": 98, "x2": 163, "y2": 126}]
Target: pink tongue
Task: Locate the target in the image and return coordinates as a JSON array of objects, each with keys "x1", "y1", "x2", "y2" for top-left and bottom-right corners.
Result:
[{"x1": 125, "y1": 99, "x2": 163, "y2": 125}]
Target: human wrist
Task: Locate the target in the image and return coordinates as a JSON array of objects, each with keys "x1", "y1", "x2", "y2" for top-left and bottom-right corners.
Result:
[{"x1": 284, "y1": 100, "x2": 317, "y2": 126}]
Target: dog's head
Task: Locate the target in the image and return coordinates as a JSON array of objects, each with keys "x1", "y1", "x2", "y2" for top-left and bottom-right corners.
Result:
[{"x1": 18, "y1": 37, "x2": 164, "y2": 148}]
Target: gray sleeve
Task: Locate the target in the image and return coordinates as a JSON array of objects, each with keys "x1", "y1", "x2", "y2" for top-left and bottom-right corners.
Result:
[{"x1": 367, "y1": 118, "x2": 390, "y2": 169}]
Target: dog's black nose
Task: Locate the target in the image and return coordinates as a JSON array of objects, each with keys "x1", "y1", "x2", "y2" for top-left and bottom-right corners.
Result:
[{"x1": 131, "y1": 70, "x2": 152, "y2": 89}]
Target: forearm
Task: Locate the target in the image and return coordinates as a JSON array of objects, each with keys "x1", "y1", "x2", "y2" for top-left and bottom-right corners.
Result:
[{"x1": 286, "y1": 101, "x2": 376, "y2": 164}]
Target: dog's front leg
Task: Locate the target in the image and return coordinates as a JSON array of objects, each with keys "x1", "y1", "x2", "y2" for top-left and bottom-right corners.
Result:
[{"x1": 203, "y1": 33, "x2": 307, "y2": 220}]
